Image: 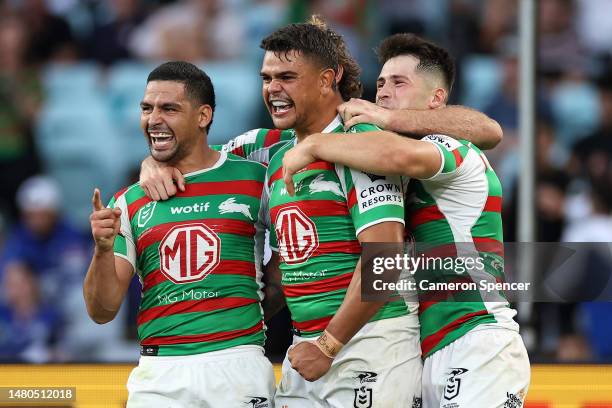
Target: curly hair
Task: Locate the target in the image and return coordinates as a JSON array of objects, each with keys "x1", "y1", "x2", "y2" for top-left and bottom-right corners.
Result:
[
  {"x1": 377, "y1": 33, "x2": 456, "y2": 95},
  {"x1": 260, "y1": 15, "x2": 362, "y2": 101}
]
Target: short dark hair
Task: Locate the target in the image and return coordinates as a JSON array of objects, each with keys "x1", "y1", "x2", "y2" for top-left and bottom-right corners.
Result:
[
  {"x1": 260, "y1": 15, "x2": 362, "y2": 101},
  {"x1": 377, "y1": 33, "x2": 455, "y2": 96},
  {"x1": 147, "y1": 61, "x2": 216, "y2": 132}
]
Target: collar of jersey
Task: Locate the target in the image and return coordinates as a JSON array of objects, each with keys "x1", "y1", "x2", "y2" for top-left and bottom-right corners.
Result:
[
  {"x1": 291, "y1": 115, "x2": 343, "y2": 147},
  {"x1": 321, "y1": 114, "x2": 343, "y2": 133},
  {"x1": 183, "y1": 150, "x2": 227, "y2": 178}
]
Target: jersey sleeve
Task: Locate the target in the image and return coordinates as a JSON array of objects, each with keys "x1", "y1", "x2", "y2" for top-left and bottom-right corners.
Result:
[
  {"x1": 336, "y1": 164, "x2": 405, "y2": 235},
  {"x1": 337, "y1": 122, "x2": 406, "y2": 235},
  {"x1": 419, "y1": 134, "x2": 471, "y2": 182},
  {"x1": 212, "y1": 128, "x2": 294, "y2": 164},
  {"x1": 109, "y1": 194, "x2": 136, "y2": 271}
]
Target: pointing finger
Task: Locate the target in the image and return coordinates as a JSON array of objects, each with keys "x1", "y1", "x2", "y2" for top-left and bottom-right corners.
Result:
[{"x1": 92, "y1": 188, "x2": 104, "y2": 211}]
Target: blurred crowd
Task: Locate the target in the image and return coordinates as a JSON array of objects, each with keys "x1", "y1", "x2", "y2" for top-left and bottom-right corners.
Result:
[{"x1": 0, "y1": 0, "x2": 611, "y2": 363}]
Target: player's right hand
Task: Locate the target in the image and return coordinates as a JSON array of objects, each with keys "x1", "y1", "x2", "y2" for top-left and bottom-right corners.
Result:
[
  {"x1": 90, "y1": 188, "x2": 122, "y2": 252},
  {"x1": 139, "y1": 156, "x2": 185, "y2": 201}
]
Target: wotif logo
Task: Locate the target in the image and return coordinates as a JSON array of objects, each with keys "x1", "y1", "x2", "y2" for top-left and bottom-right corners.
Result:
[{"x1": 170, "y1": 202, "x2": 210, "y2": 215}]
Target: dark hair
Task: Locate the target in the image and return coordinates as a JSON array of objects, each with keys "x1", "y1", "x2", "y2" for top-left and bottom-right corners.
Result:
[
  {"x1": 147, "y1": 61, "x2": 216, "y2": 132},
  {"x1": 260, "y1": 15, "x2": 362, "y2": 101},
  {"x1": 377, "y1": 33, "x2": 456, "y2": 96}
]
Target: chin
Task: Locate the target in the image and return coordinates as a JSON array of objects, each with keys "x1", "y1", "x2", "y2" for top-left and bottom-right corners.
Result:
[
  {"x1": 271, "y1": 116, "x2": 295, "y2": 130},
  {"x1": 150, "y1": 148, "x2": 177, "y2": 163}
]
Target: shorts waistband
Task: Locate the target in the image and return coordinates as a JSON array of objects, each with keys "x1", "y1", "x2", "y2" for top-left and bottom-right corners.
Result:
[
  {"x1": 138, "y1": 345, "x2": 264, "y2": 364},
  {"x1": 292, "y1": 314, "x2": 419, "y2": 344}
]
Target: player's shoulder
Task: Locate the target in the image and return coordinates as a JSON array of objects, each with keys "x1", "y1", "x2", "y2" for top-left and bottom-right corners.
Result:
[
  {"x1": 420, "y1": 134, "x2": 469, "y2": 150},
  {"x1": 110, "y1": 182, "x2": 144, "y2": 205},
  {"x1": 226, "y1": 152, "x2": 267, "y2": 173},
  {"x1": 346, "y1": 122, "x2": 381, "y2": 134}
]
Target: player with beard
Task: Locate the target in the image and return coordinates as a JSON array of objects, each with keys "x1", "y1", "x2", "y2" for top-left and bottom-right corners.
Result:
[
  {"x1": 84, "y1": 61, "x2": 276, "y2": 407},
  {"x1": 281, "y1": 33, "x2": 531, "y2": 408}
]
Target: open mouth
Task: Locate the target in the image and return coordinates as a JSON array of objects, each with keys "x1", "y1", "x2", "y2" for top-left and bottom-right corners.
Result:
[
  {"x1": 149, "y1": 131, "x2": 175, "y2": 150},
  {"x1": 270, "y1": 99, "x2": 294, "y2": 115}
]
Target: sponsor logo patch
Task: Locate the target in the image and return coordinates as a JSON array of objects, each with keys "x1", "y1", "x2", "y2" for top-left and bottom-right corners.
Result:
[{"x1": 159, "y1": 223, "x2": 220, "y2": 283}]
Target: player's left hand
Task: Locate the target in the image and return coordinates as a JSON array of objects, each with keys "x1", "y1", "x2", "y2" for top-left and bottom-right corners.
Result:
[
  {"x1": 338, "y1": 98, "x2": 391, "y2": 130},
  {"x1": 282, "y1": 142, "x2": 316, "y2": 196},
  {"x1": 288, "y1": 341, "x2": 333, "y2": 382}
]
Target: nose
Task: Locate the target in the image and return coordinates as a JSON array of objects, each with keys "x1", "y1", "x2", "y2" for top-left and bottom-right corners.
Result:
[
  {"x1": 267, "y1": 78, "x2": 282, "y2": 94},
  {"x1": 377, "y1": 82, "x2": 392, "y2": 101},
  {"x1": 148, "y1": 106, "x2": 163, "y2": 126}
]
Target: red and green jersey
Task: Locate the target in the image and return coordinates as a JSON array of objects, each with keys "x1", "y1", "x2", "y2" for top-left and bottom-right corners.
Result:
[
  {"x1": 111, "y1": 151, "x2": 267, "y2": 356},
  {"x1": 212, "y1": 128, "x2": 295, "y2": 165},
  {"x1": 265, "y1": 116, "x2": 410, "y2": 337},
  {"x1": 407, "y1": 134, "x2": 519, "y2": 358}
]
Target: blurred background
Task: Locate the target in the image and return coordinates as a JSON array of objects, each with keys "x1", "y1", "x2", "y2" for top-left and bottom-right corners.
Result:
[{"x1": 0, "y1": 0, "x2": 611, "y2": 367}]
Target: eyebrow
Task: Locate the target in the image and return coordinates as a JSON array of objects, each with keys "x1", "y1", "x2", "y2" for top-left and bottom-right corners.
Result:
[
  {"x1": 378, "y1": 74, "x2": 411, "y2": 83},
  {"x1": 260, "y1": 70, "x2": 297, "y2": 77},
  {"x1": 139, "y1": 101, "x2": 182, "y2": 109}
]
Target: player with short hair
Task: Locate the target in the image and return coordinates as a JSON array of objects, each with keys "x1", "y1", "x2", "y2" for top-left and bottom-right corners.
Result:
[
  {"x1": 255, "y1": 17, "x2": 421, "y2": 407},
  {"x1": 84, "y1": 61, "x2": 276, "y2": 407},
  {"x1": 282, "y1": 33, "x2": 531, "y2": 408}
]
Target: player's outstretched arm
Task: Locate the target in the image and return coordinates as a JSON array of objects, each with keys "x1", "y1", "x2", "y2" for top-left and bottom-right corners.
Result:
[
  {"x1": 287, "y1": 222, "x2": 404, "y2": 381},
  {"x1": 262, "y1": 252, "x2": 286, "y2": 321},
  {"x1": 139, "y1": 156, "x2": 185, "y2": 200},
  {"x1": 282, "y1": 131, "x2": 441, "y2": 188},
  {"x1": 83, "y1": 189, "x2": 134, "y2": 324},
  {"x1": 338, "y1": 98, "x2": 502, "y2": 149}
]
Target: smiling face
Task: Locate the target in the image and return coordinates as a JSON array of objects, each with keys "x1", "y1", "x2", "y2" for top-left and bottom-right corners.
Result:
[
  {"x1": 260, "y1": 50, "x2": 324, "y2": 132},
  {"x1": 376, "y1": 54, "x2": 443, "y2": 111},
  {"x1": 140, "y1": 80, "x2": 205, "y2": 164}
]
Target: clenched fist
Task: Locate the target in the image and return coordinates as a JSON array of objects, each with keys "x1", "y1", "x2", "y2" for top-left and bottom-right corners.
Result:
[{"x1": 90, "y1": 188, "x2": 122, "y2": 252}]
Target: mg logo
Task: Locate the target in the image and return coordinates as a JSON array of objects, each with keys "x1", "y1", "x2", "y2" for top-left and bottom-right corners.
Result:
[
  {"x1": 275, "y1": 206, "x2": 318, "y2": 265},
  {"x1": 159, "y1": 224, "x2": 220, "y2": 283}
]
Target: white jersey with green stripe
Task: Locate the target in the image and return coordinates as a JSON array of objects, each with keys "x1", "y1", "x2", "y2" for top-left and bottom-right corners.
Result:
[
  {"x1": 264, "y1": 116, "x2": 416, "y2": 337},
  {"x1": 110, "y1": 151, "x2": 268, "y2": 356},
  {"x1": 407, "y1": 134, "x2": 519, "y2": 358}
]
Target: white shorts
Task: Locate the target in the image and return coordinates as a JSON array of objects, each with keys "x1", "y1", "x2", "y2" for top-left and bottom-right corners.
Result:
[
  {"x1": 422, "y1": 327, "x2": 530, "y2": 408},
  {"x1": 127, "y1": 345, "x2": 276, "y2": 408},
  {"x1": 275, "y1": 315, "x2": 422, "y2": 408}
]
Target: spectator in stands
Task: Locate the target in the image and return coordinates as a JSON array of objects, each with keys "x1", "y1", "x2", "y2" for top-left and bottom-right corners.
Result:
[
  {"x1": 573, "y1": 75, "x2": 612, "y2": 176},
  {"x1": 128, "y1": 0, "x2": 245, "y2": 62},
  {"x1": 17, "y1": 0, "x2": 78, "y2": 64},
  {"x1": 0, "y1": 175, "x2": 90, "y2": 306},
  {"x1": 539, "y1": 0, "x2": 588, "y2": 78},
  {"x1": 0, "y1": 14, "x2": 42, "y2": 221},
  {"x1": 0, "y1": 261, "x2": 62, "y2": 362},
  {"x1": 85, "y1": 0, "x2": 145, "y2": 66}
]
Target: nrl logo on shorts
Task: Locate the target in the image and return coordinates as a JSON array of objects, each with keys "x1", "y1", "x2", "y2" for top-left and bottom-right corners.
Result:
[
  {"x1": 245, "y1": 396, "x2": 269, "y2": 408},
  {"x1": 137, "y1": 201, "x2": 157, "y2": 227},
  {"x1": 353, "y1": 386, "x2": 373, "y2": 408},
  {"x1": 444, "y1": 367, "x2": 468, "y2": 401}
]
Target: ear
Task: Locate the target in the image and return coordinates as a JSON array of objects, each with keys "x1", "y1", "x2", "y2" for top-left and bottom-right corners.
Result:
[
  {"x1": 320, "y1": 66, "x2": 342, "y2": 96},
  {"x1": 428, "y1": 88, "x2": 447, "y2": 109},
  {"x1": 198, "y1": 104, "x2": 213, "y2": 131}
]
